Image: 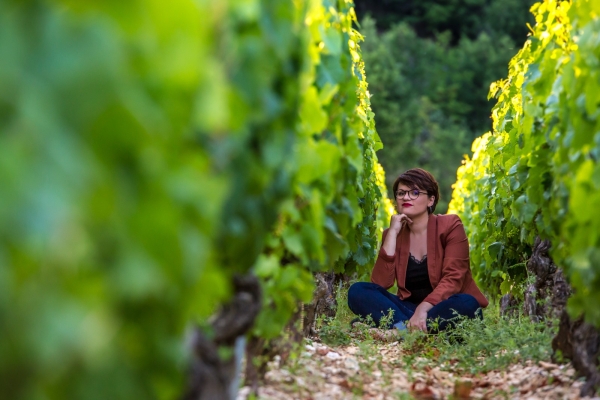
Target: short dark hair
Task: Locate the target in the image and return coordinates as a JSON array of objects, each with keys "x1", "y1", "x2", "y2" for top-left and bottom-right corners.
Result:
[{"x1": 392, "y1": 168, "x2": 440, "y2": 214}]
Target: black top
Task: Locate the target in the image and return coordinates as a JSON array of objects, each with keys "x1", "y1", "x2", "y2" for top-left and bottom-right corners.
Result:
[{"x1": 405, "y1": 253, "x2": 433, "y2": 304}]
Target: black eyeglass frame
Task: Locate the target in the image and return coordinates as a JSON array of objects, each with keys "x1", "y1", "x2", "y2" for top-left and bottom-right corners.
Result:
[{"x1": 395, "y1": 189, "x2": 429, "y2": 200}]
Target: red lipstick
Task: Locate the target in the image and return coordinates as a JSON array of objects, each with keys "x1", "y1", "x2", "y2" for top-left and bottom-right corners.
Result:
[{"x1": 402, "y1": 203, "x2": 412, "y2": 207}]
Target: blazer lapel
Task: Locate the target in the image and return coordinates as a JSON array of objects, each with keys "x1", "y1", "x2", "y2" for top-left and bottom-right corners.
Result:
[
  {"x1": 427, "y1": 214, "x2": 438, "y2": 286},
  {"x1": 398, "y1": 225, "x2": 410, "y2": 294}
]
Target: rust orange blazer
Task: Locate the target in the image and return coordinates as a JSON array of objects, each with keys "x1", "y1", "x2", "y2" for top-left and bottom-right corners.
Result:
[{"x1": 371, "y1": 214, "x2": 488, "y2": 308}]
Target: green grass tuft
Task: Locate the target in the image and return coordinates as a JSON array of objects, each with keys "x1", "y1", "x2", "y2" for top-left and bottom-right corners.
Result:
[{"x1": 317, "y1": 284, "x2": 557, "y2": 375}]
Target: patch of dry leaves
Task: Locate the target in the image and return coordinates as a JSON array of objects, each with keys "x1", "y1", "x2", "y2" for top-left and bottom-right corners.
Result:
[{"x1": 237, "y1": 338, "x2": 595, "y2": 400}]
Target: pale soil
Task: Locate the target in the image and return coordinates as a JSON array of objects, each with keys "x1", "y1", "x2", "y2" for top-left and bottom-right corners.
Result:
[{"x1": 238, "y1": 338, "x2": 596, "y2": 400}]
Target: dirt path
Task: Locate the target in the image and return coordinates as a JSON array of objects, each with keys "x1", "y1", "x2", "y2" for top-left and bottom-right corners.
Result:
[{"x1": 238, "y1": 338, "x2": 590, "y2": 399}]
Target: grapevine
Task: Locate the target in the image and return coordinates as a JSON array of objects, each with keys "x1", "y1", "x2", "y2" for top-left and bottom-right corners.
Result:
[
  {"x1": 450, "y1": 0, "x2": 600, "y2": 325},
  {"x1": 0, "y1": 0, "x2": 389, "y2": 397}
]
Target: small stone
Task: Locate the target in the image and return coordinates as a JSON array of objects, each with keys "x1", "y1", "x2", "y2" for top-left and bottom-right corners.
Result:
[
  {"x1": 539, "y1": 360, "x2": 556, "y2": 370},
  {"x1": 317, "y1": 346, "x2": 330, "y2": 356},
  {"x1": 344, "y1": 358, "x2": 360, "y2": 371}
]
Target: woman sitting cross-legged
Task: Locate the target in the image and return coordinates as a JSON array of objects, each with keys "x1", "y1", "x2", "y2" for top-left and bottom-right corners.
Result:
[{"x1": 348, "y1": 168, "x2": 488, "y2": 338}]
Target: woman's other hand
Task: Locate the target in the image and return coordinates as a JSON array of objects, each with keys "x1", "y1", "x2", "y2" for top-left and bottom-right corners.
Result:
[{"x1": 408, "y1": 302, "x2": 433, "y2": 332}]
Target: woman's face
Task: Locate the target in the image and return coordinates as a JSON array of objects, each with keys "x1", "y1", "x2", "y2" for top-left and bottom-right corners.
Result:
[{"x1": 395, "y1": 184, "x2": 435, "y2": 216}]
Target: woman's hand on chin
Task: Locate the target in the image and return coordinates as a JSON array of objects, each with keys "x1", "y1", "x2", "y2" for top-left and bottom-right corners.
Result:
[{"x1": 389, "y1": 213, "x2": 412, "y2": 234}]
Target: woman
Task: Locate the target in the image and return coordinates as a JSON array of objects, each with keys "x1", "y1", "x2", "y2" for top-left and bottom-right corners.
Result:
[{"x1": 348, "y1": 168, "x2": 488, "y2": 333}]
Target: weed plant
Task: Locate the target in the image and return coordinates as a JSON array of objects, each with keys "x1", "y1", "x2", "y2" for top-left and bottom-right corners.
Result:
[
  {"x1": 428, "y1": 303, "x2": 557, "y2": 375},
  {"x1": 317, "y1": 284, "x2": 558, "y2": 375},
  {"x1": 317, "y1": 285, "x2": 401, "y2": 345},
  {"x1": 316, "y1": 285, "x2": 359, "y2": 346}
]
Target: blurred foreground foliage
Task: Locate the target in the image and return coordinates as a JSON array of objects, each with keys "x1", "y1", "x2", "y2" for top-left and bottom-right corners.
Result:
[
  {"x1": 449, "y1": 0, "x2": 600, "y2": 326},
  {"x1": 0, "y1": 0, "x2": 391, "y2": 398}
]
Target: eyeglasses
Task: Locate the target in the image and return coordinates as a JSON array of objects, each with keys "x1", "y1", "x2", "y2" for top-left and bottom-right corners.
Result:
[{"x1": 395, "y1": 189, "x2": 428, "y2": 200}]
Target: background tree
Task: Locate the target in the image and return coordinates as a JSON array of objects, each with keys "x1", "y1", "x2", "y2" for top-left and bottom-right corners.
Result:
[
  {"x1": 356, "y1": 0, "x2": 536, "y2": 211},
  {"x1": 354, "y1": 0, "x2": 535, "y2": 43}
]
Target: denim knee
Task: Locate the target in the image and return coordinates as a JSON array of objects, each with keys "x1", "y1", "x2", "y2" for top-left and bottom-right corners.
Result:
[
  {"x1": 347, "y1": 282, "x2": 378, "y2": 310},
  {"x1": 448, "y1": 293, "x2": 481, "y2": 318}
]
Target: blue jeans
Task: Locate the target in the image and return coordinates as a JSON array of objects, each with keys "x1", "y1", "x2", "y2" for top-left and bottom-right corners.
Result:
[{"x1": 347, "y1": 282, "x2": 482, "y2": 332}]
